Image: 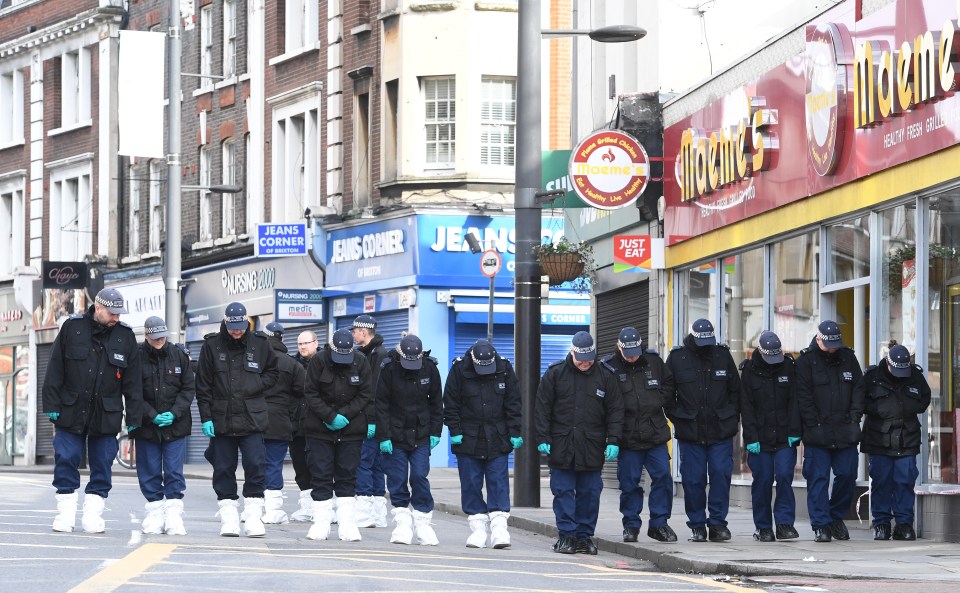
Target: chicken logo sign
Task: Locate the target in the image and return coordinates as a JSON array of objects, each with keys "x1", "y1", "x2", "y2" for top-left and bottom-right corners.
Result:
[{"x1": 569, "y1": 130, "x2": 649, "y2": 210}]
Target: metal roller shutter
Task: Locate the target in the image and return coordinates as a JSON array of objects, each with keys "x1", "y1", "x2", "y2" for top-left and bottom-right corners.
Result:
[
  {"x1": 35, "y1": 344, "x2": 55, "y2": 460},
  {"x1": 596, "y1": 280, "x2": 649, "y2": 355},
  {"x1": 453, "y1": 324, "x2": 582, "y2": 376},
  {"x1": 182, "y1": 343, "x2": 207, "y2": 464},
  {"x1": 335, "y1": 310, "x2": 409, "y2": 353}
]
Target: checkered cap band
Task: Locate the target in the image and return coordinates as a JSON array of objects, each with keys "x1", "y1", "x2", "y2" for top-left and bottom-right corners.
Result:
[
  {"x1": 225, "y1": 315, "x2": 246, "y2": 324},
  {"x1": 146, "y1": 324, "x2": 168, "y2": 335},
  {"x1": 572, "y1": 343, "x2": 596, "y2": 355},
  {"x1": 470, "y1": 351, "x2": 495, "y2": 367},
  {"x1": 96, "y1": 295, "x2": 124, "y2": 309},
  {"x1": 397, "y1": 343, "x2": 423, "y2": 361},
  {"x1": 886, "y1": 352, "x2": 910, "y2": 369},
  {"x1": 354, "y1": 320, "x2": 376, "y2": 329},
  {"x1": 759, "y1": 343, "x2": 782, "y2": 357},
  {"x1": 817, "y1": 330, "x2": 842, "y2": 343},
  {"x1": 618, "y1": 339, "x2": 642, "y2": 350},
  {"x1": 332, "y1": 343, "x2": 354, "y2": 356}
]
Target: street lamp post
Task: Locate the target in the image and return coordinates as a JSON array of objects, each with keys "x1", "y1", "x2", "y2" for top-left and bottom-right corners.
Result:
[{"x1": 164, "y1": 0, "x2": 183, "y2": 344}]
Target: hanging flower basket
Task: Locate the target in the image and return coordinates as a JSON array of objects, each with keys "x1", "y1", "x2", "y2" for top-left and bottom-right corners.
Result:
[{"x1": 539, "y1": 252, "x2": 585, "y2": 285}]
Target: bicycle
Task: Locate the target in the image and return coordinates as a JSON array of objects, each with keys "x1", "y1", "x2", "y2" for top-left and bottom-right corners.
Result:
[{"x1": 116, "y1": 429, "x2": 136, "y2": 470}]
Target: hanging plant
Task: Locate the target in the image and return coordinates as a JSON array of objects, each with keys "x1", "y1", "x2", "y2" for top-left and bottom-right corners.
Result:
[
  {"x1": 886, "y1": 243, "x2": 960, "y2": 295},
  {"x1": 533, "y1": 237, "x2": 597, "y2": 293}
]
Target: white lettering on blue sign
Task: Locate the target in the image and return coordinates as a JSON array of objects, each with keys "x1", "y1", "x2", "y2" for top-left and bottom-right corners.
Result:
[{"x1": 331, "y1": 229, "x2": 405, "y2": 263}]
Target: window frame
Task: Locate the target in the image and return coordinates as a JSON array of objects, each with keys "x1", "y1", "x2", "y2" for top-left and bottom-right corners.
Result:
[
  {"x1": 480, "y1": 76, "x2": 516, "y2": 167},
  {"x1": 422, "y1": 76, "x2": 456, "y2": 171}
]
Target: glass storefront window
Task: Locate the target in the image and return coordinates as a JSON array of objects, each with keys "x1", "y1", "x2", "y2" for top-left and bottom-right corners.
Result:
[
  {"x1": 683, "y1": 261, "x2": 721, "y2": 336},
  {"x1": 0, "y1": 345, "x2": 28, "y2": 463},
  {"x1": 879, "y1": 204, "x2": 916, "y2": 359},
  {"x1": 827, "y1": 215, "x2": 870, "y2": 284},
  {"x1": 773, "y1": 232, "x2": 820, "y2": 356},
  {"x1": 928, "y1": 191, "x2": 960, "y2": 484}
]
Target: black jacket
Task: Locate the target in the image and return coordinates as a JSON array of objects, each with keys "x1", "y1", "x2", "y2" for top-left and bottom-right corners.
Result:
[
  {"x1": 739, "y1": 349, "x2": 800, "y2": 452},
  {"x1": 665, "y1": 335, "x2": 742, "y2": 444},
  {"x1": 861, "y1": 361, "x2": 931, "y2": 457},
  {"x1": 534, "y1": 354, "x2": 623, "y2": 471},
  {"x1": 443, "y1": 348, "x2": 521, "y2": 459},
  {"x1": 602, "y1": 350, "x2": 673, "y2": 450},
  {"x1": 357, "y1": 334, "x2": 389, "y2": 421},
  {"x1": 795, "y1": 338, "x2": 865, "y2": 449},
  {"x1": 262, "y1": 335, "x2": 306, "y2": 441},
  {"x1": 134, "y1": 341, "x2": 195, "y2": 442},
  {"x1": 302, "y1": 347, "x2": 373, "y2": 441},
  {"x1": 195, "y1": 324, "x2": 279, "y2": 436},
  {"x1": 375, "y1": 350, "x2": 443, "y2": 451},
  {"x1": 42, "y1": 307, "x2": 143, "y2": 436}
]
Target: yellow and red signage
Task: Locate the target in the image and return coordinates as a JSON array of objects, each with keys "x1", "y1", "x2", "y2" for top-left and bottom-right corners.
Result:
[{"x1": 570, "y1": 130, "x2": 650, "y2": 210}]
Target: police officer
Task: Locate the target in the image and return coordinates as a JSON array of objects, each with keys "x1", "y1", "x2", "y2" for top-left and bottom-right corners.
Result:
[
  {"x1": 535, "y1": 331, "x2": 623, "y2": 555},
  {"x1": 195, "y1": 302, "x2": 279, "y2": 537},
  {"x1": 302, "y1": 329, "x2": 373, "y2": 541},
  {"x1": 862, "y1": 344, "x2": 931, "y2": 541},
  {"x1": 443, "y1": 339, "x2": 522, "y2": 549},
  {"x1": 739, "y1": 331, "x2": 801, "y2": 542},
  {"x1": 665, "y1": 318, "x2": 741, "y2": 543},
  {"x1": 351, "y1": 314, "x2": 390, "y2": 528},
  {"x1": 259, "y1": 322, "x2": 306, "y2": 525},
  {"x1": 376, "y1": 334, "x2": 443, "y2": 546},
  {"x1": 795, "y1": 320, "x2": 865, "y2": 543},
  {"x1": 602, "y1": 327, "x2": 677, "y2": 543},
  {"x1": 43, "y1": 287, "x2": 143, "y2": 533},
  {"x1": 135, "y1": 316, "x2": 195, "y2": 536},
  {"x1": 289, "y1": 330, "x2": 319, "y2": 522}
]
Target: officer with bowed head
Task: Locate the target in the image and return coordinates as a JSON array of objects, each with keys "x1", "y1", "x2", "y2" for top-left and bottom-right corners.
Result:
[
  {"x1": 443, "y1": 339, "x2": 522, "y2": 548},
  {"x1": 665, "y1": 318, "x2": 741, "y2": 543},
  {"x1": 135, "y1": 315, "x2": 195, "y2": 536},
  {"x1": 289, "y1": 328, "x2": 320, "y2": 522},
  {"x1": 351, "y1": 314, "x2": 391, "y2": 529},
  {"x1": 535, "y1": 331, "x2": 623, "y2": 555},
  {"x1": 43, "y1": 287, "x2": 143, "y2": 533},
  {"x1": 258, "y1": 321, "x2": 306, "y2": 525},
  {"x1": 862, "y1": 344, "x2": 931, "y2": 541},
  {"x1": 376, "y1": 334, "x2": 444, "y2": 545},
  {"x1": 795, "y1": 319, "x2": 864, "y2": 543},
  {"x1": 739, "y1": 330, "x2": 802, "y2": 542},
  {"x1": 195, "y1": 301, "x2": 280, "y2": 537},
  {"x1": 602, "y1": 326, "x2": 678, "y2": 543}
]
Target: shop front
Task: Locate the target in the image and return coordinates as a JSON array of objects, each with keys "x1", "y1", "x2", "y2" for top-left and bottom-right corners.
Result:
[
  {"x1": 322, "y1": 210, "x2": 589, "y2": 467},
  {"x1": 0, "y1": 288, "x2": 30, "y2": 466},
  {"x1": 661, "y1": 0, "x2": 960, "y2": 540}
]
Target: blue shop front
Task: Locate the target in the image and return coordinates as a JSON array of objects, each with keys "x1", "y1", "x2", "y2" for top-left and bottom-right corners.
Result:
[{"x1": 319, "y1": 211, "x2": 589, "y2": 467}]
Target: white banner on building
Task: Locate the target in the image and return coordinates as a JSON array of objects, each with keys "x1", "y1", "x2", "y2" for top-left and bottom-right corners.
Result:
[{"x1": 118, "y1": 31, "x2": 165, "y2": 159}]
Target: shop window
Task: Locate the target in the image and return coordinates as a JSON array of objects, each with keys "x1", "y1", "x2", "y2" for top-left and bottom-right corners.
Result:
[
  {"x1": 927, "y1": 191, "x2": 960, "y2": 485},
  {"x1": 827, "y1": 215, "x2": 870, "y2": 284},
  {"x1": 773, "y1": 231, "x2": 820, "y2": 355},
  {"x1": 879, "y1": 204, "x2": 917, "y2": 359},
  {"x1": 682, "y1": 261, "x2": 721, "y2": 338}
]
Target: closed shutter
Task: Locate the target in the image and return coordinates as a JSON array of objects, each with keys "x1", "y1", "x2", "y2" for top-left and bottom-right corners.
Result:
[
  {"x1": 452, "y1": 325, "x2": 585, "y2": 378},
  {"x1": 335, "y1": 310, "x2": 409, "y2": 353},
  {"x1": 35, "y1": 344, "x2": 55, "y2": 460},
  {"x1": 596, "y1": 280, "x2": 649, "y2": 355},
  {"x1": 183, "y1": 343, "x2": 207, "y2": 463}
]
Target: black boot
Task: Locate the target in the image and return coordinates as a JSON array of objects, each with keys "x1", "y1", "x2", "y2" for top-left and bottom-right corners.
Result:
[
  {"x1": 775, "y1": 524, "x2": 799, "y2": 540},
  {"x1": 892, "y1": 524, "x2": 916, "y2": 541},
  {"x1": 689, "y1": 526, "x2": 707, "y2": 542},
  {"x1": 622, "y1": 527, "x2": 639, "y2": 542},
  {"x1": 753, "y1": 528, "x2": 775, "y2": 542},
  {"x1": 874, "y1": 523, "x2": 891, "y2": 540},
  {"x1": 829, "y1": 519, "x2": 850, "y2": 540},
  {"x1": 554, "y1": 536, "x2": 578, "y2": 554},
  {"x1": 576, "y1": 537, "x2": 598, "y2": 555},
  {"x1": 708, "y1": 525, "x2": 732, "y2": 542},
  {"x1": 647, "y1": 524, "x2": 678, "y2": 542},
  {"x1": 813, "y1": 527, "x2": 832, "y2": 542}
]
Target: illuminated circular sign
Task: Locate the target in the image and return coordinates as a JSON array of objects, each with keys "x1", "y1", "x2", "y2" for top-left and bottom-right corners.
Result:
[
  {"x1": 805, "y1": 23, "x2": 851, "y2": 177},
  {"x1": 569, "y1": 130, "x2": 649, "y2": 210}
]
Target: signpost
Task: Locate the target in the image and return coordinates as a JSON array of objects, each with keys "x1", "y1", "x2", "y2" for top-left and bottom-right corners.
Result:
[{"x1": 480, "y1": 249, "x2": 502, "y2": 343}]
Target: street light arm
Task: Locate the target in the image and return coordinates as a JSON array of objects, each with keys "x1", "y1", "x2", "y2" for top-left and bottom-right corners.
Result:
[{"x1": 181, "y1": 184, "x2": 245, "y2": 194}]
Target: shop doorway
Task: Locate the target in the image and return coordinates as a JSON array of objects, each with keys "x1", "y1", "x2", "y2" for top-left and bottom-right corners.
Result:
[{"x1": 822, "y1": 282, "x2": 870, "y2": 363}]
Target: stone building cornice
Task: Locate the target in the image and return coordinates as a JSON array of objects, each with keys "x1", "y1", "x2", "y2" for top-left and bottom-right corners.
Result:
[{"x1": 0, "y1": 5, "x2": 124, "y2": 59}]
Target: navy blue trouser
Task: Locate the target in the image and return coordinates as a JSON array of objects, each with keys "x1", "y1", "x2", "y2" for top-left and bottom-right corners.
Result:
[
  {"x1": 53, "y1": 431, "x2": 118, "y2": 497},
  {"x1": 869, "y1": 453, "x2": 919, "y2": 527},
  {"x1": 135, "y1": 437, "x2": 187, "y2": 501},
  {"x1": 678, "y1": 439, "x2": 733, "y2": 528},
  {"x1": 747, "y1": 446, "x2": 797, "y2": 529},
  {"x1": 289, "y1": 436, "x2": 311, "y2": 490},
  {"x1": 355, "y1": 437, "x2": 386, "y2": 496},
  {"x1": 263, "y1": 439, "x2": 289, "y2": 491},
  {"x1": 802, "y1": 445, "x2": 858, "y2": 529},
  {"x1": 209, "y1": 433, "x2": 266, "y2": 500},
  {"x1": 456, "y1": 453, "x2": 510, "y2": 515},
  {"x1": 618, "y1": 444, "x2": 673, "y2": 529},
  {"x1": 306, "y1": 438, "x2": 362, "y2": 500},
  {"x1": 383, "y1": 445, "x2": 434, "y2": 512},
  {"x1": 550, "y1": 468, "x2": 603, "y2": 539}
]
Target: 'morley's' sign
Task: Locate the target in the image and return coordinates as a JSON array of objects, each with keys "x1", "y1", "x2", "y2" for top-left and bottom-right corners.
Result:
[{"x1": 666, "y1": 0, "x2": 960, "y2": 244}]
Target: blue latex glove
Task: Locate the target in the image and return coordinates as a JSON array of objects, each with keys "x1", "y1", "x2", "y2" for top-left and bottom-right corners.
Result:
[
  {"x1": 325, "y1": 414, "x2": 349, "y2": 431},
  {"x1": 604, "y1": 444, "x2": 620, "y2": 461},
  {"x1": 380, "y1": 440, "x2": 393, "y2": 454},
  {"x1": 450, "y1": 434, "x2": 464, "y2": 445},
  {"x1": 153, "y1": 412, "x2": 174, "y2": 427},
  {"x1": 202, "y1": 421, "x2": 215, "y2": 437},
  {"x1": 429, "y1": 436, "x2": 441, "y2": 449},
  {"x1": 537, "y1": 442, "x2": 551, "y2": 455},
  {"x1": 46, "y1": 412, "x2": 59, "y2": 422},
  {"x1": 510, "y1": 436, "x2": 523, "y2": 449},
  {"x1": 746, "y1": 442, "x2": 761, "y2": 455},
  {"x1": 367, "y1": 424, "x2": 376, "y2": 439},
  {"x1": 126, "y1": 426, "x2": 138, "y2": 432},
  {"x1": 788, "y1": 436, "x2": 801, "y2": 447}
]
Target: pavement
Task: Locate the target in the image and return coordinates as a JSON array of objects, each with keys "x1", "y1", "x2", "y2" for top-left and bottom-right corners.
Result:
[{"x1": 6, "y1": 462, "x2": 960, "y2": 583}]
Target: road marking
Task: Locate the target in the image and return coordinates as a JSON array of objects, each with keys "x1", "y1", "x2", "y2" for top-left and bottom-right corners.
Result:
[{"x1": 65, "y1": 543, "x2": 176, "y2": 593}]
